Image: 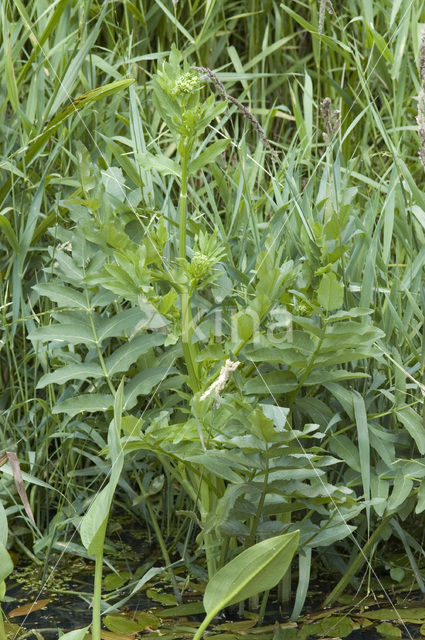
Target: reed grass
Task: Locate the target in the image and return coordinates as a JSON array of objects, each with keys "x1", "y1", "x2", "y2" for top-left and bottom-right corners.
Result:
[{"x1": 2, "y1": 0, "x2": 425, "y2": 631}]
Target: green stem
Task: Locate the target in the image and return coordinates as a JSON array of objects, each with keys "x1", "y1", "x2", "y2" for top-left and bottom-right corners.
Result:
[
  {"x1": 92, "y1": 524, "x2": 107, "y2": 640},
  {"x1": 138, "y1": 481, "x2": 181, "y2": 604},
  {"x1": 193, "y1": 609, "x2": 218, "y2": 640},
  {"x1": 258, "y1": 589, "x2": 270, "y2": 624},
  {"x1": 323, "y1": 514, "x2": 392, "y2": 607},
  {"x1": 178, "y1": 144, "x2": 199, "y2": 391},
  {"x1": 245, "y1": 461, "x2": 269, "y2": 549},
  {"x1": 278, "y1": 511, "x2": 292, "y2": 606},
  {"x1": 200, "y1": 479, "x2": 217, "y2": 578},
  {"x1": 0, "y1": 607, "x2": 6, "y2": 640},
  {"x1": 179, "y1": 150, "x2": 188, "y2": 261}
]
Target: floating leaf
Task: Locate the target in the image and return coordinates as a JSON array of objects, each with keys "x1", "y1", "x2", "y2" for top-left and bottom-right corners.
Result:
[
  {"x1": 376, "y1": 622, "x2": 402, "y2": 638},
  {"x1": 8, "y1": 599, "x2": 51, "y2": 617}
]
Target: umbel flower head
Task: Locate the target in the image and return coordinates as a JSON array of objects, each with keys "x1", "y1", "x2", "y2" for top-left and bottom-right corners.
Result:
[
  {"x1": 173, "y1": 71, "x2": 201, "y2": 96},
  {"x1": 188, "y1": 230, "x2": 227, "y2": 286}
]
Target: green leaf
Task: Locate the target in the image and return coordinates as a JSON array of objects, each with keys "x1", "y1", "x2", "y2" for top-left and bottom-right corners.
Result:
[
  {"x1": 317, "y1": 272, "x2": 344, "y2": 311},
  {"x1": 33, "y1": 283, "x2": 88, "y2": 310},
  {"x1": 0, "y1": 503, "x2": 8, "y2": 547},
  {"x1": 137, "y1": 152, "x2": 181, "y2": 177},
  {"x1": 47, "y1": 2, "x2": 109, "y2": 118},
  {"x1": 37, "y1": 364, "x2": 104, "y2": 388},
  {"x1": 80, "y1": 382, "x2": 124, "y2": 555},
  {"x1": 97, "y1": 308, "x2": 148, "y2": 341},
  {"x1": 52, "y1": 394, "x2": 114, "y2": 417},
  {"x1": 0, "y1": 79, "x2": 135, "y2": 204},
  {"x1": 0, "y1": 210, "x2": 19, "y2": 252},
  {"x1": 244, "y1": 370, "x2": 298, "y2": 395},
  {"x1": 203, "y1": 531, "x2": 299, "y2": 615},
  {"x1": 124, "y1": 365, "x2": 175, "y2": 409},
  {"x1": 28, "y1": 324, "x2": 96, "y2": 345},
  {"x1": 365, "y1": 23, "x2": 394, "y2": 64},
  {"x1": 0, "y1": 541, "x2": 13, "y2": 583},
  {"x1": 189, "y1": 140, "x2": 229, "y2": 175},
  {"x1": 387, "y1": 476, "x2": 414, "y2": 513},
  {"x1": 59, "y1": 626, "x2": 90, "y2": 640},
  {"x1": 397, "y1": 407, "x2": 425, "y2": 454},
  {"x1": 353, "y1": 391, "x2": 370, "y2": 516},
  {"x1": 376, "y1": 622, "x2": 401, "y2": 638},
  {"x1": 105, "y1": 333, "x2": 166, "y2": 376}
]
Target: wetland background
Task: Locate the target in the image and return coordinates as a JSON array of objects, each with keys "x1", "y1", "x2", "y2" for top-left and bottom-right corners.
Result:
[{"x1": 3, "y1": 0, "x2": 425, "y2": 638}]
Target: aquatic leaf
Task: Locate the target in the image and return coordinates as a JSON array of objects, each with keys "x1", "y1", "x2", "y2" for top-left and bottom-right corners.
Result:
[
  {"x1": 203, "y1": 531, "x2": 299, "y2": 614},
  {"x1": 160, "y1": 602, "x2": 205, "y2": 617},
  {"x1": 103, "y1": 616, "x2": 143, "y2": 634},
  {"x1": 8, "y1": 598, "x2": 51, "y2": 617},
  {"x1": 365, "y1": 607, "x2": 425, "y2": 620},
  {"x1": 376, "y1": 622, "x2": 402, "y2": 638},
  {"x1": 146, "y1": 589, "x2": 178, "y2": 605},
  {"x1": 100, "y1": 632, "x2": 133, "y2": 640}
]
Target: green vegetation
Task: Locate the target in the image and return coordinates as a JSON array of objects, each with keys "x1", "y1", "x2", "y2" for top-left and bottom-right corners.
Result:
[{"x1": 2, "y1": 0, "x2": 425, "y2": 638}]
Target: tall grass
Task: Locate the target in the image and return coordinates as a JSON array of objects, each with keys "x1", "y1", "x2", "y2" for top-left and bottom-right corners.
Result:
[{"x1": 2, "y1": 0, "x2": 425, "y2": 630}]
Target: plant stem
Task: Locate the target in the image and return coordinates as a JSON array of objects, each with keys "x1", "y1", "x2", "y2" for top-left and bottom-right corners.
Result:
[
  {"x1": 137, "y1": 480, "x2": 181, "y2": 604},
  {"x1": 0, "y1": 607, "x2": 6, "y2": 640},
  {"x1": 178, "y1": 149, "x2": 189, "y2": 262},
  {"x1": 92, "y1": 530, "x2": 106, "y2": 640},
  {"x1": 193, "y1": 609, "x2": 217, "y2": 640},
  {"x1": 178, "y1": 144, "x2": 199, "y2": 391},
  {"x1": 323, "y1": 514, "x2": 392, "y2": 607}
]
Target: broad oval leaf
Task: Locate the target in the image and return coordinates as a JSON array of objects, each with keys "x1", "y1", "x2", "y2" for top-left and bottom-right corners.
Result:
[
  {"x1": 0, "y1": 541, "x2": 13, "y2": 583},
  {"x1": 203, "y1": 530, "x2": 299, "y2": 615}
]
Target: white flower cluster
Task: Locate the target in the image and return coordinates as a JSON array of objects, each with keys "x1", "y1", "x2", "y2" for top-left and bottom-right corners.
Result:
[{"x1": 200, "y1": 359, "x2": 241, "y2": 401}]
